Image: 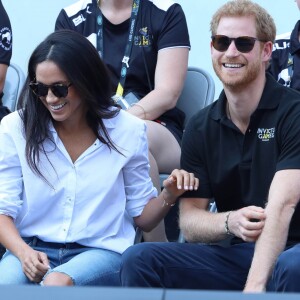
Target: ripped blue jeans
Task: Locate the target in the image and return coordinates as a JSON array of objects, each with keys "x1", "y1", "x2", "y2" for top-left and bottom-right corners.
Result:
[{"x1": 0, "y1": 237, "x2": 121, "y2": 286}]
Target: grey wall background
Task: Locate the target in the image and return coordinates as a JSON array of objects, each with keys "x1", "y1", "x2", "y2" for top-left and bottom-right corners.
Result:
[{"x1": 3, "y1": 0, "x2": 299, "y2": 96}]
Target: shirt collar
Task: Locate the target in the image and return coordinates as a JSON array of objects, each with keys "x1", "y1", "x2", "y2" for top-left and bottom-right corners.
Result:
[
  {"x1": 210, "y1": 73, "x2": 281, "y2": 121},
  {"x1": 48, "y1": 108, "x2": 120, "y2": 133}
]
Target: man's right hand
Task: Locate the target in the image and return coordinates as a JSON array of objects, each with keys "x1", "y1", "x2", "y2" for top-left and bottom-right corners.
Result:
[{"x1": 228, "y1": 206, "x2": 266, "y2": 242}]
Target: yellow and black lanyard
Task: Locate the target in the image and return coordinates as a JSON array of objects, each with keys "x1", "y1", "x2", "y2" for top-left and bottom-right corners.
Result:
[{"x1": 96, "y1": 0, "x2": 140, "y2": 101}]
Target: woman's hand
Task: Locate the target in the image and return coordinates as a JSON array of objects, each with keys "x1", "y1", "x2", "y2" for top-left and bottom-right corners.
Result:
[
  {"x1": 20, "y1": 247, "x2": 50, "y2": 283},
  {"x1": 134, "y1": 169, "x2": 199, "y2": 231},
  {"x1": 162, "y1": 169, "x2": 199, "y2": 201}
]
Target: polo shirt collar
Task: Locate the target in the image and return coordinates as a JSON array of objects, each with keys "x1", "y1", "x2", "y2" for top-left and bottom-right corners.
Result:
[
  {"x1": 210, "y1": 73, "x2": 280, "y2": 121},
  {"x1": 210, "y1": 90, "x2": 226, "y2": 121}
]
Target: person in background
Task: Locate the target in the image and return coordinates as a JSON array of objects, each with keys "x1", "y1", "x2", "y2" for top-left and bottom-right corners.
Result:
[
  {"x1": 0, "y1": 0, "x2": 12, "y2": 122},
  {"x1": 0, "y1": 29, "x2": 198, "y2": 286},
  {"x1": 55, "y1": 0, "x2": 190, "y2": 242},
  {"x1": 0, "y1": 0, "x2": 12, "y2": 258},
  {"x1": 268, "y1": 0, "x2": 300, "y2": 91},
  {"x1": 120, "y1": 0, "x2": 300, "y2": 292}
]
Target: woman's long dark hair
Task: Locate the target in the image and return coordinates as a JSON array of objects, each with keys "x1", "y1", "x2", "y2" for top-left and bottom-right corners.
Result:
[{"x1": 17, "y1": 29, "x2": 121, "y2": 181}]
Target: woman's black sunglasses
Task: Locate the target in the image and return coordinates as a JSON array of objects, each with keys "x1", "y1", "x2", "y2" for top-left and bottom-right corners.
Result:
[
  {"x1": 211, "y1": 35, "x2": 266, "y2": 53},
  {"x1": 29, "y1": 82, "x2": 72, "y2": 98}
]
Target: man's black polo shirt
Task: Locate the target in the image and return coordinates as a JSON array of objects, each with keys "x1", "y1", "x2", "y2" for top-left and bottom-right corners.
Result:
[{"x1": 181, "y1": 74, "x2": 300, "y2": 244}]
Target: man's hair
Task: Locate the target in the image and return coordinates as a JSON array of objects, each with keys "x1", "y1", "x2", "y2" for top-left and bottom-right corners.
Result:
[{"x1": 210, "y1": 0, "x2": 276, "y2": 43}]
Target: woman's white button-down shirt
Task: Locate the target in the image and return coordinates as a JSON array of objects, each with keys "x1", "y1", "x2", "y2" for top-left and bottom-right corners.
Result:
[{"x1": 0, "y1": 110, "x2": 157, "y2": 254}]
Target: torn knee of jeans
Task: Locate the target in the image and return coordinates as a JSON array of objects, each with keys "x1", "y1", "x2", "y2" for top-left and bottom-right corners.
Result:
[{"x1": 41, "y1": 270, "x2": 75, "y2": 286}]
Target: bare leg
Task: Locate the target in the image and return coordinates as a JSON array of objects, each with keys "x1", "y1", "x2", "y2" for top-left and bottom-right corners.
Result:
[
  {"x1": 43, "y1": 272, "x2": 73, "y2": 286},
  {"x1": 142, "y1": 121, "x2": 181, "y2": 242},
  {"x1": 146, "y1": 120, "x2": 181, "y2": 177}
]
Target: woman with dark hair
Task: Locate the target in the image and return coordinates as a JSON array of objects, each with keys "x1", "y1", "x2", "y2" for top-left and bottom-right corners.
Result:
[
  {"x1": 0, "y1": 30, "x2": 198, "y2": 286},
  {"x1": 56, "y1": 0, "x2": 191, "y2": 242}
]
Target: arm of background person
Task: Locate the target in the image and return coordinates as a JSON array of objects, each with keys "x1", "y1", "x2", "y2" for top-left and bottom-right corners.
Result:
[
  {"x1": 244, "y1": 169, "x2": 300, "y2": 292},
  {"x1": 127, "y1": 47, "x2": 189, "y2": 120},
  {"x1": 0, "y1": 1, "x2": 12, "y2": 97}
]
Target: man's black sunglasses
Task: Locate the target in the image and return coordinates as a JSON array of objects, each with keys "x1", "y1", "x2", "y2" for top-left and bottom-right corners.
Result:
[
  {"x1": 29, "y1": 82, "x2": 73, "y2": 98},
  {"x1": 211, "y1": 35, "x2": 267, "y2": 53}
]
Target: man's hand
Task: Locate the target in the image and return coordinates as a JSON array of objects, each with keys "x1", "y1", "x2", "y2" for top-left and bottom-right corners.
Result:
[{"x1": 228, "y1": 206, "x2": 266, "y2": 242}]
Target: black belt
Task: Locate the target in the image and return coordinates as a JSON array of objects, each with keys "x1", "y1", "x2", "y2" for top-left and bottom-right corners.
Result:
[{"x1": 23, "y1": 237, "x2": 87, "y2": 249}]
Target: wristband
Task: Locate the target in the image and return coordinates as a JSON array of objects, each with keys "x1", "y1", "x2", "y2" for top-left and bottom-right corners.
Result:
[
  {"x1": 225, "y1": 211, "x2": 234, "y2": 236},
  {"x1": 161, "y1": 190, "x2": 176, "y2": 207}
]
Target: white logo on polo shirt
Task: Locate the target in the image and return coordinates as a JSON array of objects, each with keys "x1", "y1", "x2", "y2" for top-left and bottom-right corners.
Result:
[
  {"x1": 0, "y1": 27, "x2": 12, "y2": 51},
  {"x1": 257, "y1": 128, "x2": 275, "y2": 142},
  {"x1": 73, "y1": 14, "x2": 86, "y2": 26}
]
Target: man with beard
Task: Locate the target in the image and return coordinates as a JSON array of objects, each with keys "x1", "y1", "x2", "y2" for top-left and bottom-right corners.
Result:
[{"x1": 120, "y1": 0, "x2": 300, "y2": 292}]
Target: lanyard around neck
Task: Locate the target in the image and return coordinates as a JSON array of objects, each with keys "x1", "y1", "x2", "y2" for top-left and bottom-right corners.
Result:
[{"x1": 96, "y1": 0, "x2": 140, "y2": 97}]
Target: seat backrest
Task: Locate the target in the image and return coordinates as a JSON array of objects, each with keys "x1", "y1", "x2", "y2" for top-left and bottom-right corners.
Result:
[
  {"x1": 177, "y1": 66, "x2": 215, "y2": 128},
  {"x1": 2, "y1": 63, "x2": 26, "y2": 112},
  {"x1": 162, "y1": 67, "x2": 215, "y2": 241},
  {"x1": 160, "y1": 66, "x2": 215, "y2": 186}
]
